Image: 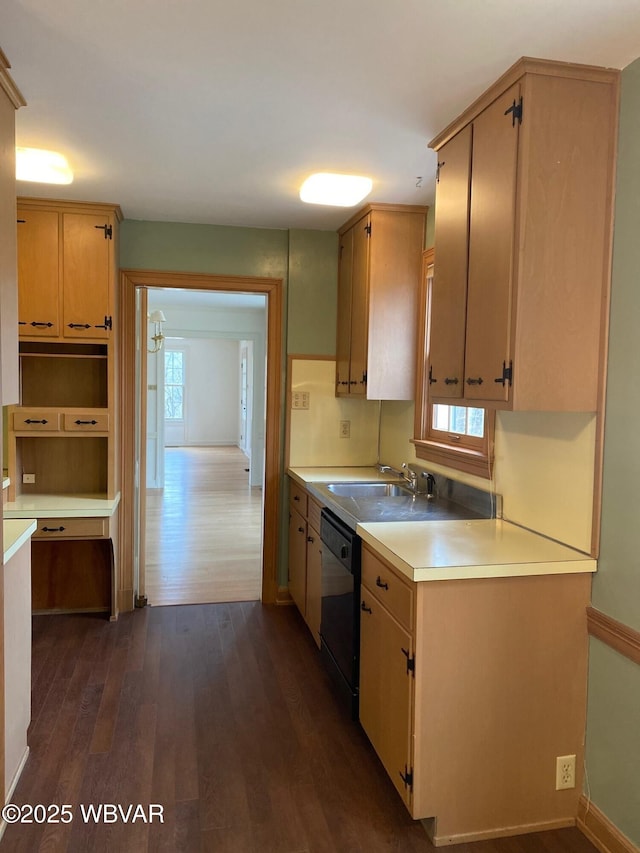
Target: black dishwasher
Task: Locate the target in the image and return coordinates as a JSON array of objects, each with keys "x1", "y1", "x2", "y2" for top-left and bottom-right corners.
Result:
[{"x1": 319, "y1": 508, "x2": 361, "y2": 719}]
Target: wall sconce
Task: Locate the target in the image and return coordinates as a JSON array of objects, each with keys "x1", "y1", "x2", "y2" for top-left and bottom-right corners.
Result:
[{"x1": 148, "y1": 310, "x2": 167, "y2": 353}]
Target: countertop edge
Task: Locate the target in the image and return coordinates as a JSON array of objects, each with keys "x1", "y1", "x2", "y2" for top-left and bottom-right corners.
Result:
[
  {"x1": 4, "y1": 492, "x2": 121, "y2": 519},
  {"x1": 3, "y1": 519, "x2": 37, "y2": 564}
]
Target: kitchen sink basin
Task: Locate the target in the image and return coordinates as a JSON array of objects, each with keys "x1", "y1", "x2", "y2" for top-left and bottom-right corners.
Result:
[{"x1": 326, "y1": 482, "x2": 412, "y2": 498}]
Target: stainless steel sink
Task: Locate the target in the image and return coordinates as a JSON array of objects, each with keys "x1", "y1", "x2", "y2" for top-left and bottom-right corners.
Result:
[{"x1": 326, "y1": 482, "x2": 412, "y2": 498}]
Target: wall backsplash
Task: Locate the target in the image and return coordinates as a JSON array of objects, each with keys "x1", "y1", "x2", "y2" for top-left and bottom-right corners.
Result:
[{"x1": 288, "y1": 359, "x2": 595, "y2": 554}]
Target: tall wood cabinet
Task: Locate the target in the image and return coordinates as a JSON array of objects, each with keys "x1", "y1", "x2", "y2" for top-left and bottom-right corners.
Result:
[
  {"x1": 0, "y1": 50, "x2": 25, "y2": 405},
  {"x1": 5, "y1": 198, "x2": 123, "y2": 619},
  {"x1": 427, "y1": 58, "x2": 619, "y2": 411},
  {"x1": 336, "y1": 203, "x2": 427, "y2": 401}
]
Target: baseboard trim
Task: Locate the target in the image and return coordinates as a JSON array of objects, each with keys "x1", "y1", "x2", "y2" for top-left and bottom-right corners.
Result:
[
  {"x1": 587, "y1": 606, "x2": 640, "y2": 666},
  {"x1": 0, "y1": 746, "x2": 30, "y2": 842},
  {"x1": 276, "y1": 586, "x2": 294, "y2": 605},
  {"x1": 427, "y1": 816, "x2": 575, "y2": 847},
  {"x1": 578, "y1": 795, "x2": 639, "y2": 853}
]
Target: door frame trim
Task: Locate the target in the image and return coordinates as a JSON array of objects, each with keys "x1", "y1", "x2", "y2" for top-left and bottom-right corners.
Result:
[{"x1": 118, "y1": 268, "x2": 283, "y2": 609}]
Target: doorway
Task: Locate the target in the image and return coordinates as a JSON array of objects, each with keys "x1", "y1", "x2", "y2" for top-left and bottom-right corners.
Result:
[
  {"x1": 144, "y1": 288, "x2": 266, "y2": 605},
  {"x1": 119, "y1": 270, "x2": 283, "y2": 612}
]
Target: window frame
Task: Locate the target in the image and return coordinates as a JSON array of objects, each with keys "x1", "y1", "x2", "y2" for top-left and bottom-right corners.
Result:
[
  {"x1": 164, "y1": 347, "x2": 186, "y2": 422},
  {"x1": 412, "y1": 248, "x2": 495, "y2": 479}
]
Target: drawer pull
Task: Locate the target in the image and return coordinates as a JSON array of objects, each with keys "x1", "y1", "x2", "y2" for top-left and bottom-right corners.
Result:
[
  {"x1": 293, "y1": 495, "x2": 300, "y2": 501},
  {"x1": 75, "y1": 419, "x2": 98, "y2": 425},
  {"x1": 361, "y1": 601, "x2": 372, "y2": 614},
  {"x1": 68, "y1": 323, "x2": 91, "y2": 329},
  {"x1": 466, "y1": 376, "x2": 483, "y2": 386},
  {"x1": 29, "y1": 321, "x2": 54, "y2": 328},
  {"x1": 376, "y1": 576, "x2": 389, "y2": 590},
  {"x1": 42, "y1": 526, "x2": 65, "y2": 533},
  {"x1": 25, "y1": 418, "x2": 48, "y2": 425},
  {"x1": 306, "y1": 535, "x2": 314, "y2": 543}
]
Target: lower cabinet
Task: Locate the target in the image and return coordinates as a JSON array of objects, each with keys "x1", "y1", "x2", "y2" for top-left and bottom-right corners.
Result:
[
  {"x1": 359, "y1": 543, "x2": 592, "y2": 846},
  {"x1": 287, "y1": 479, "x2": 322, "y2": 647},
  {"x1": 360, "y1": 581, "x2": 413, "y2": 808}
]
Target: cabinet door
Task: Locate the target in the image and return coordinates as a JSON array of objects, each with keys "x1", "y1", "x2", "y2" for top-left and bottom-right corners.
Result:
[
  {"x1": 464, "y1": 83, "x2": 520, "y2": 401},
  {"x1": 336, "y1": 228, "x2": 353, "y2": 396},
  {"x1": 305, "y1": 525, "x2": 322, "y2": 648},
  {"x1": 62, "y1": 213, "x2": 113, "y2": 338},
  {"x1": 17, "y1": 208, "x2": 60, "y2": 337},
  {"x1": 360, "y1": 586, "x2": 413, "y2": 808},
  {"x1": 288, "y1": 506, "x2": 307, "y2": 616},
  {"x1": 349, "y1": 213, "x2": 370, "y2": 397},
  {"x1": 428, "y1": 126, "x2": 472, "y2": 397}
]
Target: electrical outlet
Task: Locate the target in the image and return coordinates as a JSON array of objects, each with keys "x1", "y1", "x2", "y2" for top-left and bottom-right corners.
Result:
[
  {"x1": 22, "y1": 473, "x2": 36, "y2": 484},
  {"x1": 339, "y1": 420, "x2": 351, "y2": 438},
  {"x1": 555, "y1": 754, "x2": 576, "y2": 790}
]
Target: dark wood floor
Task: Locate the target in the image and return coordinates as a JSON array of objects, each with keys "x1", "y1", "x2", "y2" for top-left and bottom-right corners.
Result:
[{"x1": 1, "y1": 603, "x2": 600, "y2": 853}]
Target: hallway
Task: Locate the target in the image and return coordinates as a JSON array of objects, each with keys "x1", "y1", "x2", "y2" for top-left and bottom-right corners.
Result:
[{"x1": 145, "y1": 446, "x2": 262, "y2": 606}]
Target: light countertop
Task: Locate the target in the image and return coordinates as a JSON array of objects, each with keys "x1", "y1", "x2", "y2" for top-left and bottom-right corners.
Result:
[
  {"x1": 288, "y1": 467, "x2": 595, "y2": 582},
  {"x1": 4, "y1": 493, "x2": 121, "y2": 519},
  {"x1": 357, "y1": 519, "x2": 595, "y2": 582},
  {"x1": 3, "y1": 519, "x2": 37, "y2": 564}
]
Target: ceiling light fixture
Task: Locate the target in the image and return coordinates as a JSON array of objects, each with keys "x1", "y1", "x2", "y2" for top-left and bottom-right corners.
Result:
[
  {"x1": 16, "y1": 147, "x2": 74, "y2": 185},
  {"x1": 299, "y1": 173, "x2": 372, "y2": 207}
]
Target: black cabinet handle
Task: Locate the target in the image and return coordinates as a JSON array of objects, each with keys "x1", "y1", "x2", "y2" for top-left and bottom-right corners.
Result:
[
  {"x1": 307, "y1": 535, "x2": 314, "y2": 544},
  {"x1": 376, "y1": 576, "x2": 389, "y2": 590},
  {"x1": 25, "y1": 418, "x2": 48, "y2": 425},
  {"x1": 444, "y1": 377, "x2": 459, "y2": 385},
  {"x1": 293, "y1": 495, "x2": 300, "y2": 501},
  {"x1": 68, "y1": 323, "x2": 91, "y2": 329},
  {"x1": 466, "y1": 377, "x2": 483, "y2": 386},
  {"x1": 42, "y1": 526, "x2": 65, "y2": 533},
  {"x1": 29, "y1": 321, "x2": 54, "y2": 328},
  {"x1": 361, "y1": 601, "x2": 372, "y2": 614},
  {"x1": 75, "y1": 419, "x2": 98, "y2": 425},
  {"x1": 297, "y1": 526, "x2": 304, "y2": 533}
]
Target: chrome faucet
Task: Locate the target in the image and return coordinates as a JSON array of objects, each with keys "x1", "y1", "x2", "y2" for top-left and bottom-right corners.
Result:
[
  {"x1": 401, "y1": 462, "x2": 418, "y2": 492},
  {"x1": 377, "y1": 464, "x2": 404, "y2": 479}
]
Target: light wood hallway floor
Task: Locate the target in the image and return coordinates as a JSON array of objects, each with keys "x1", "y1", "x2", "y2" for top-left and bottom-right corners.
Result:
[{"x1": 145, "y1": 446, "x2": 263, "y2": 606}]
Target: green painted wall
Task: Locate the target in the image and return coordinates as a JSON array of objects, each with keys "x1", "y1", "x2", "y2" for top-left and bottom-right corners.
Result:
[
  {"x1": 287, "y1": 229, "x2": 338, "y2": 355},
  {"x1": 119, "y1": 218, "x2": 338, "y2": 588},
  {"x1": 586, "y1": 56, "x2": 640, "y2": 846}
]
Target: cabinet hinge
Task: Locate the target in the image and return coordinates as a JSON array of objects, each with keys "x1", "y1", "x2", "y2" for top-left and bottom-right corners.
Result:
[
  {"x1": 94, "y1": 223, "x2": 113, "y2": 239},
  {"x1": 435, "y1": 160, "x2": 445, "y2": 183},
  {"x1": 428, "y1": 365, "x2": 437, "y2": 385},
  {"x1": 494, "y1": 360, "x2": 513, "y2": 387},
  {"x1": 504, "y1": 96, "x2": 523, "y2": 127},
  {"x1": 401, "y1": 647, "x2": 415, "y2": 675},
  {"x1": 361, "y1": 371, "x2": 367, "y2": 386},
  {"x1": 399, "y1": 765, "x2": 414, "y2": 791},
  {"x1": 364, "y1": 223, "x2": 372, "y2": 237},
  {"x1": 95, "y1": 315, "x2": 113, "y2": 331}
]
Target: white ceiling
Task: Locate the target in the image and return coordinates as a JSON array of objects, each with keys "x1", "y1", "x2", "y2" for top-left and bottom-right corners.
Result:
[
  {"x1": 148, "y1": 287, "x2": 266, "y2": 313},
  {"x1": 2, "y1": 0, "x2": 640, "y2": 232}
]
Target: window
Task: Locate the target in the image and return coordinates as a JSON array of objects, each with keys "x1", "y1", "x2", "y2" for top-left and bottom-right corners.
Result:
[
  {"x1": 164, "y1": 350, "x2": 185, "y2": 420},
  {"x1": 413, "y1": 248, "x2": 494, "y2": 479}
]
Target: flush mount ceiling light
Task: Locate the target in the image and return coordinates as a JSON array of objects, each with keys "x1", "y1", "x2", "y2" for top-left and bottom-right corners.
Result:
[
  {"x1": 299, "y1": 173, "x2": 372, "y2": 207},
  {"x1": 16, "y1": 147, "x2": 74, "y2": 185}
]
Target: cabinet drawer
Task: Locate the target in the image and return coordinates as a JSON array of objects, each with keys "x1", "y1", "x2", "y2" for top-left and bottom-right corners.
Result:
[
  {"x1": 62, "y1": 413, "x2": 110, "y2": 432},
  {"x1": 362, "y1": 547, "x2": 414, "y2": 631},
  {"x1": 307, "y1": 496, "x2": 322, "y2": 532},
  {"x1": 12, "y1": 410, "x2": 59, "y2": 431},
  {"x1": 32, "y1": 517, "x2": 108, "y2": 540},
  {"x1": 289, "y1": 480, "x2": 308, "y2": 516}
]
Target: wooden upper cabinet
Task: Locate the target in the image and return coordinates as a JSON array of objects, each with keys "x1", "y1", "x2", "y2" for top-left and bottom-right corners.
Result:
[
  {"x1": 428, "y1": 125, "x2": 472, "y2": 398},
  {"x1": 464, "y1": 82, "x2": 520, "y2": 403},
  {"x1": 62, "y1": 213, "x2": 114, "y2": 338},
  {"x1": 17, "y1": 209, "x2": 60, "y2": 337},
  {"x1": 16, "y1": 199, "x2": 122, "y2": 343},
  {"x1": 336, "y1": 203, "x2": 427, "y2": 401},
  {"x1": 428, "y1": 58, "x2": 619, "y2": 411}
]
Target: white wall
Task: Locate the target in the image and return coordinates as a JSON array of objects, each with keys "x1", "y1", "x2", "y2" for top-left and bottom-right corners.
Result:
[
  {"x1": 165, "y1": 338, "x2": 240, "y2": 446},
  {"x1": 147, "y1": 297, "x2": 266, "y2": 487}
]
